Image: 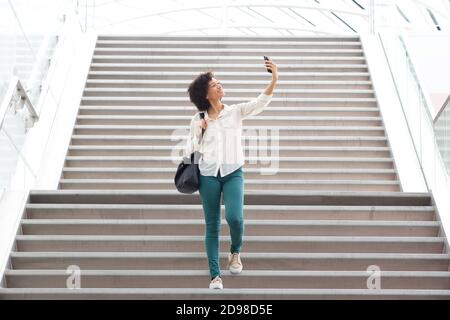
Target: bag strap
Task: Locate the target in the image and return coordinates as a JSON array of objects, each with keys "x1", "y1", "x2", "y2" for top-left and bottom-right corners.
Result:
[{"x1": 199, "y1": 112, "x2": 206, "y2": 161}]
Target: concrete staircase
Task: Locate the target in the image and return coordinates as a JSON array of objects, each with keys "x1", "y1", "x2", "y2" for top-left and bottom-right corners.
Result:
[{"x1": 1, "y1": 35, "x2": 449, "y2": 299}]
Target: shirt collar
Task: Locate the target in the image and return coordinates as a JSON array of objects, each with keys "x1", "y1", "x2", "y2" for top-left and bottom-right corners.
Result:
[{"x1": 204, "y1": 104, "x2": 228, "y2": 121}]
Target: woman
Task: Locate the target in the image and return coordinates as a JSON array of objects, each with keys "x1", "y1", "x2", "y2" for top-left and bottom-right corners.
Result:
[{"x1": 185, "y1": 58, "x2": 278, "y2": 289}]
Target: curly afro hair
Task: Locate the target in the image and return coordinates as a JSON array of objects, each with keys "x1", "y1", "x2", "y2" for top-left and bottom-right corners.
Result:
[{"x1": 187, "y1": 71, "x2": 214, "y2": 112}]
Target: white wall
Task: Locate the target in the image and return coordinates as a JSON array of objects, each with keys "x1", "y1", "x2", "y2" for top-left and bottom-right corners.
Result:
[{"x1": 403, "y1": 34, "x2": 450, "y2": 117}]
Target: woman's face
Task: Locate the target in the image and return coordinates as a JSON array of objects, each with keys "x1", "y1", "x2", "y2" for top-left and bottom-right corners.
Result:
[{"x1": 206, "y1": 78, "x2": 224, "y2": 102}]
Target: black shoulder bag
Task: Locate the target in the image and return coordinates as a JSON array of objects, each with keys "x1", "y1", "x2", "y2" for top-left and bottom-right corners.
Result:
[{"x1": 174, "y1": 113, "x2": 205, "y2": 194}]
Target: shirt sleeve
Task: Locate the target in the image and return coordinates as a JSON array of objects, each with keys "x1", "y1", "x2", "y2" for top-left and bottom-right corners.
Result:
[
  {"x1": 183, "y1": 113, "x2": 203, "y2": 158},
  {"x1": 234, "y1": 92, "x2": 273, "y2": 120}
]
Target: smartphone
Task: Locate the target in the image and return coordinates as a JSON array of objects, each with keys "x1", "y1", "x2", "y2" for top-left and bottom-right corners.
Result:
[{"x1": 263, "y1": 56, "x2": 272, "y2": 73}]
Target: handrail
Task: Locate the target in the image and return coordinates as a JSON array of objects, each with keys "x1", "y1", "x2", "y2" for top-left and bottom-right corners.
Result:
[
  {"x1": 0, "y1": 76, "x2": 39, "y2": 131},
  {"x1": 26, "y1": 34, "x2": 58, "y2": 105},
  {"x1": 434, "y1": 93, "x2": 450, "y2": 124}
]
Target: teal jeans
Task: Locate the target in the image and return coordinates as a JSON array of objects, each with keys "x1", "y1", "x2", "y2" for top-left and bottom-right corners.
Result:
[{"x1": 198, "y1": 166, "x2": 244, "y2": 278}]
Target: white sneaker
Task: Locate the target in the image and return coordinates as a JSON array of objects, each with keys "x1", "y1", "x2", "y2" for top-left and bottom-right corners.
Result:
[
  {"x1": 228, "y1": 252, "x2": 243, "y2": 274},
  {"x1": 209, "y1": 276, "x2": 223, "y2": 289}
]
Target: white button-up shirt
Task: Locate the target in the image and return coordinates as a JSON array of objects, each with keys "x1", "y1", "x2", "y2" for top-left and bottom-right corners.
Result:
[{"x1": 184, "y1": 93, "x2": 273, "y2": 177}]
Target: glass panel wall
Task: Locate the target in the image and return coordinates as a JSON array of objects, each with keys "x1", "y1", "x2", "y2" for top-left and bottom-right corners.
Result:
[
  {"x1": 0, "y1": 0, "x2": 68, "y2": 195},
  {"x1": 435, "y1": 97, "x2": 450, "y2": 175}
]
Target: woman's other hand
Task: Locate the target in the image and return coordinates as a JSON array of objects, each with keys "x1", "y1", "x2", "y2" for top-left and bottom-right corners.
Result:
[{"x1": 196, "y1": 119, "x2": 208, "y2": 130}]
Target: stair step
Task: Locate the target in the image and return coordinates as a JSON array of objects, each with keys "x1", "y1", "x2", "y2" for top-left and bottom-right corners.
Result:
[
  {"x1": 93, "y1": 48, "x2": 364, "y2": 57},
  {"x1": 14, "y1": 235, "x2": 445, "y2": 254},
  {"x1": 96, "y1": 35, "x2": 361, "y2": 41},
  {"x1": 82, "y1": 88, "x2": 374, "y2": 98},
  {"x1": 70, "y1": 135, "x2": 388, "y2": 147},
  {"x1": 91, "y1": 56, "x2": 367, "y2": 66},
  {"x1": 80, "y1": 96, "x2": 378, "y2": 107},
  {"x1": 89, "y1": 63, "x2": 367, "y2": 68},
  {"x1": 85, "y1": 79, "x2": 372, "y2": 89},
  {"x1": 61, "y1": 167, "x2": 397, "y2": 180},
  {"x1": 75, "y1": 115, "x2": 382, "y2": 126},
  {"x1": 2, "y1": 288, "x2": 449, "y2": 300},
  {"x1": 67, "y1": 146, "x2": 391, "y2": 157},
  {"x1": 58, "y1": 179, "x2": 401, "y2": 192},
  {"x1": 88, "y1": 71, "x2": 371, "y2": 81},
  {"x1": 95, "y1": 40, "x2": 362, "y2": 49},
  {"x1": 27, "y1": 190, "x2": 431, "y2": 206},
  {"x1": 89, "y1": 63, "x2": 368, "y2": 73},
  {"x1": 24, "y1": 203, "x2": 436, "y2": 221},
  {"x1": 64, "y1": 156, "x2": 395, "y2": 169},
  {"x1": 5, "y1": 269, "x2": 450, "y2": 290},
  {"x1": 9, "y1": 252, "x2": 450, "y2": 271},
  {"x1": 78, "y1": 106, "x2": 380, "y2": 117},
  {"x1": 19, "y1": 219, "x2": 438, "y2": 237},
  {"x1": 73, "y1": 125, "x2": 386, "y2": 136}
]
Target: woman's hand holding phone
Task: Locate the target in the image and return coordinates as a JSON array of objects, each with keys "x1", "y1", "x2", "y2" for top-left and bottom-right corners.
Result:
[{"x1": 263, "y1": 56, "x2": 278, "y2": 81}]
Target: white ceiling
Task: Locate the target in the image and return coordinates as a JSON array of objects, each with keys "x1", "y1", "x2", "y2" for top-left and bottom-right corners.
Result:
[{"x1": 74, "y1": 0, "x2": 450, "y2": 35}]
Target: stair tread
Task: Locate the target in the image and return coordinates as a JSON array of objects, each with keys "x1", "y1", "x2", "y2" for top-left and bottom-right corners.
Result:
[
  {"x1": 62, "y1": 167, "x2": 395, "y2": 172},
  {"x1": 94, "y1": 48, "x2": 364, "y2": 52},
  {"x1": 29, "y1": 189, "x2": 430, "y2": 196},
  {"x1": 1, "y1": 288, "x2": 450, "y2": 298},
  {"x1": 73, "y1": 124, "x2": 384, "y2": 129},
  {"x1": 15, "y1": 235, "x2": 445, "y2": 242},
  {"x1": 10, "y1": 252, "x2": 450, "y2": 259},
  {"x1": 25, "y1": 203, "x2": 435, "y2": 210},
  {"x1": 65, "y1": 156, "x2": 392, "y2": 161},
  {"x1": 96, "y1": 40, "x2": 361, "y2": 45},
  {"x1": 5, "y1": 269, "x2": 450, "y2": 276},
  {"x1": 58, "y1": 179, "x2": 401, "y2": 185},
  {"x1": 76, "y1": 115, "x2": 381, "y2": 119},
  {"x1": 97, "y1": 35, "x2": 360, "y2": 39},
  {"x1": 81, "y1": 96, "x2": 377, "y2": 101},
  {"x1": 20, "y1": 219, "x2": 439, "y2": 226},
  {"x1": 79, "y1": 105, "x2": 378, "y2": 110},
  {"x1": 90, "y1": 63, "x2": 367, "y2": 68},
  {"x1": 88, "y1": 71, "x2": 369, "y2": 76},
  {"x1": 92, "y1": 55, "x2": 365, "y2": 60},
  {"x1": 67, "y1": 145, "x2": 391, "y2": 150}
]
